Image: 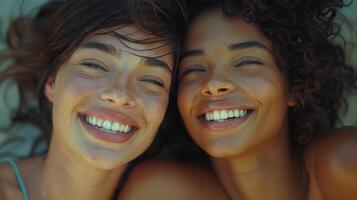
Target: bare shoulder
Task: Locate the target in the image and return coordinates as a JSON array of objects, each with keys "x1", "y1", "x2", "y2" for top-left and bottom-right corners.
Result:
[
  {"x1": 0, "y1": 161, "x2": 24, "y2": 200},
  {"x1": 0, "y1": 156, "x2": 43, "y2": 199},
  {"x1": 304, "y1": 126, "x2": 357, "y2": 199},
  {"x1": 118, "y1": 159, "x2": 229, "y2": 200}
]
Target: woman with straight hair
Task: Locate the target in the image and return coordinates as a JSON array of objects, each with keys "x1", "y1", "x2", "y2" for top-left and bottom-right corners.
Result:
[{"x1": 0, "y1": 0, "x2": 186, "y2": 199}]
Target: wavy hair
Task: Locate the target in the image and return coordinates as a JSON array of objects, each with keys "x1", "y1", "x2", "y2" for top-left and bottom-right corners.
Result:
[{"x1": 186, "y1": 0, "x2": 357, "y2": 146}]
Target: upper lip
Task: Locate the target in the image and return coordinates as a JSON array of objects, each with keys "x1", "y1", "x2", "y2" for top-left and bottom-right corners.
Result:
[
  {"x1": 196, "y1": 102, "x2": 255, "y2": 117},
  {"x1": 79, "y1": 109, "x2": 138, "y2": 128}
]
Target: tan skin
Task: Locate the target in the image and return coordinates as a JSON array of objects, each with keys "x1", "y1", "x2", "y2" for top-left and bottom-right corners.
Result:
[
  {"x1": 120, "y1": 8, "x2": 357, "y2": 200},
  {"x1": 0, "y1": 25, "x2": 174, "y2": 200}
]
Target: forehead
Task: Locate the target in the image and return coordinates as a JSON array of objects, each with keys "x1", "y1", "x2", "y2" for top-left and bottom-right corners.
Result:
[
  {"x1": 185, "y1": 8, "x2": 272, "y2": 51},
  {"x1": 83, "y1": 25, "x2": 173, "y2": 61}
]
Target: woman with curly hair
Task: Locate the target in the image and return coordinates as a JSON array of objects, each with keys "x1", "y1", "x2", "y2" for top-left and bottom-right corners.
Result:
[
  {"x1": 0, "y1": 0, "x2": 186, "y2": 199},
  {"x1": 120, "y1": 0, "x2": 357, "y2": 199}
]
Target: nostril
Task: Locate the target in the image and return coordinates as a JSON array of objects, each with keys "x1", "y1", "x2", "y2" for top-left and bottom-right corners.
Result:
[
  {"x1": 218, "y1": 88, "x2": 228, "y2": 93},
  {"x1": 203, "y1": 90, "x2": 212, "y2": 95},
  {"x1": 102, "y1": 96, "x2": 116, "y2": 104}
]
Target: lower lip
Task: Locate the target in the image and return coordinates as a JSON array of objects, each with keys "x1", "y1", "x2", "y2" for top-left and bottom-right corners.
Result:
[
  {"x1": 79, "y1": 116, "x2": 135, "y2": 143},
  {"x1": 199, "y1": 111, "x2": 253, "y2": 131}
]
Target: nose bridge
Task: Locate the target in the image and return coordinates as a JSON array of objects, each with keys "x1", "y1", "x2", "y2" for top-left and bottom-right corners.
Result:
[
  {"x1": 211, "y1": 65, "x2": 227, "y2": 82},
  {"x1": 101, "y1": 70, "x2": 136, "y2": 107},
  {"x1": 115, "y1": 72, "x2": 130, "y2": 92},
  {"x1": 201, "y1": 65, "x2": 235, "y2": 97}
]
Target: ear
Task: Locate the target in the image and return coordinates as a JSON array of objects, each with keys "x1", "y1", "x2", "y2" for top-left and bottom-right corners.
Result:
[{"x1": 44, "y1": 76, "x2": 55, "y2": 103}]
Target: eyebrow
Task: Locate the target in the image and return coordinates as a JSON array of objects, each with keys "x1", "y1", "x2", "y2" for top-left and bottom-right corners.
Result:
[
  {"x1": 144, "y1": 57, "x2": 172, "y2": 74},
  {"x1": 181, "y1": 40, "x2": 271, "y2": 60},
  {"x1": 228, "y1": 41, "x2": 270, "y2": 52},
  {"x1": 180, "y1": 50, "x2": 203, "y2": 60},
  {"x1": 80, "y1": 42, "x2": 172, "y2": 73},
  {"x1": 79, "y1": 42, "x2": 119, "y2": 57}
]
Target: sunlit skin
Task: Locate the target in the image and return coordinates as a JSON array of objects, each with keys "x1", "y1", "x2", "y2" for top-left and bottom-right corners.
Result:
[
  {"x1": 47, "y1": 26, "x2": 173, "y2": 169},
  {"x1": 178, "y1": 11, "x2": 296, "y2": 158},
  {"x1": 0, "y1": 25, "x2": 174, "y2": 200},
  {"x1": 119, "y1": 7, "x2": 357, "y2": 200},
  {"x1": 177, "y1": 8, "x2": 304, "y2": 199},
  {"x1": 176, "y1": 8, "x2": 357, "y2": 200}
]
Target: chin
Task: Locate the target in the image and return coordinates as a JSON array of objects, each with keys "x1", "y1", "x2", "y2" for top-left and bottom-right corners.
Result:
[
  {"x1": 80, "y1": 149, "x2": 133, "y2": 170},
  {"x1": 200, "y1": 140, "x2": 244, "y2": 158},
  {"x1": 205, "y1": 148, "x2": 237, "y2": 158},
  {"x1": 86, "y1": 156, "x2": 130, "y2": 169}
]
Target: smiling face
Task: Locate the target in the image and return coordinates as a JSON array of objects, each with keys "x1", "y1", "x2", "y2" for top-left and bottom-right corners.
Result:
[
  {"x1": 178, "y1": 8, "x2": 296, "y2": 157},
  {"x1": 45, "y1": 25, "x2": 174, "y2": 169}
]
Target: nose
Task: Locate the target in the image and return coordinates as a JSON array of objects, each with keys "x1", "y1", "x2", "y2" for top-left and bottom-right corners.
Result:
[
  {"x1": 100, "y1": 84, "x2": 136, "y2": 108},
  {"x1": 201, "y1": 77, "x2": 235, "y2": 97}
]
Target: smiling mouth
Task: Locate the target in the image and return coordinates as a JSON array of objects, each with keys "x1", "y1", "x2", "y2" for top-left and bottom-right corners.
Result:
[
  {"x1": 84, "y1": 115, "x2": 135, "y2": 135},
  {"x1": 79, "y1": 113, "x2": 138, "y2": 143},
  {"x1": 197, "y1": 108, "x2": 254, "y2": 130},
  {"x1": 199, "y1": 108, "x2": 253, "y2": 122}
]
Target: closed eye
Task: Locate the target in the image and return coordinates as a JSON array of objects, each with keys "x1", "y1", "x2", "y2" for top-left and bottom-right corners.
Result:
[
  {"x1": 80, "y1": 60, "x2": 108, "y2": 72},
  {"x1": 181, "y1": 65, "x2": 206, "y2": 77},
  {"x1": 234, "y1": 59, "x2": 263, "y2": 68},
  {"x1": 140, "y1": 78, "x2": 165, "y2": 87}
]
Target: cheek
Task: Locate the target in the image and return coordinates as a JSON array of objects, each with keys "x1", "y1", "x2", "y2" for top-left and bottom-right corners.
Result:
[
  {"x1": 52, "y1": 74, "x2": 106, "y2": 120},
  {"x1": 243, "y1": 74, "x2": 289, "y2": 132},
  {"x1": 65, "y1": 75, "x2": 105, "y2": 97},
  {"x1": 53, "y1": 77, "x2": 89, "y2": 103},
  {"x1": 177, "y1": 85, "x2": 186, "y2": 112},
  {"x1": 260, "y1": 77, "x2": 288, "y2": 108},
  {"x1": 177, "y1": 81, "x2": 198, "y2": 114},
  {"x1": 138, "y1": 89, "x2": 169, "y2": 125},
  {"x1": 239, "y1": 73, "x2": 288, "y2": 107}
]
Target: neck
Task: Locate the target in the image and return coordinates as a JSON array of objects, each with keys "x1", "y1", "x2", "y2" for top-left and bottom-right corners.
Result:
[
  {"x1": 211, "y1": 123, "x2": 306, "y2": 200},
  {"x1": 35, "y1": 136, "x2": 126, "y2": 200}
]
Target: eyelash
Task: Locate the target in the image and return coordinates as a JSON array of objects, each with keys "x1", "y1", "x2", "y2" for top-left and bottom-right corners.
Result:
[
  {"x1": 141, "y1": 79, "x2": 164, "y2": 87},
  {"x1": 81, "y1": 61, "x2": 108, "y2": 72},
  {"x1": 181, "y1": 65, "x2": 206, "y2": 77},
  {"x1": 234, "y1": 59, "x2": 263, "y2": 67}
]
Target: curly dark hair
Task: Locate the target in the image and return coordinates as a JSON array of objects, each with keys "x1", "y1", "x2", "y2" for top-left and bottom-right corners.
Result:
[
  {"x1": 185, "y1": 0, "x2": 357, "y2": 146},
  {"x1": 0, "y1": 0, "x2": 187, "y2": 155}
]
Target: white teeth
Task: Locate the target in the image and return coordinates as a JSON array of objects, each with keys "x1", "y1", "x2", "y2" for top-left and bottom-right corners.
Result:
[
  {"x1": 203, "y1": 109, "x2": 249, "y2": 122},
  {"x1": 111, "y1": 122, "x2": 120, "y2": 132},
  {"x1": 97, "y1": 118, "x2": 103, "y2": 127},
  {"x1": 92, "y1": 117, "x2": 97, "y2": 125},
  {"x1": 228, "y1": 110, "x2": 234, "y2": 118},
  {"x1": 84, "y1": 115, "x2": 133, "y2": 134},
  {"x1": 220, "y1": 110, "x2": 228, "y2": 120},
  {"x1": 124, "y1": 125, "x2": 130, "y2": 132},
  {"x1": 239, "y1": 110, "x2": 244, "y2": 117},
  {"x1": 103, "y1": 120, "x2": 111, "y2": 130},
  {"x1": 205, "y1": 113, "x2": 211, "y2": 121},
  {"x1": 213, "y1": 111, "x2": 220, "y2": 120},
  {"x1": 119, "y1": 124, "x2": 125, "y2": 132},
  {"x1": 234, "y1": 110, "x2": 239, "y2": 117}
]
